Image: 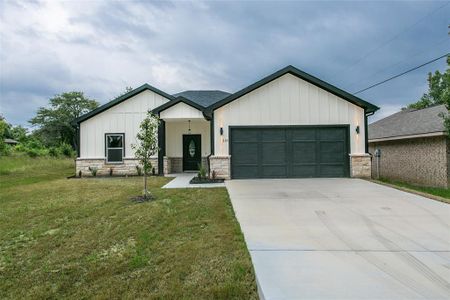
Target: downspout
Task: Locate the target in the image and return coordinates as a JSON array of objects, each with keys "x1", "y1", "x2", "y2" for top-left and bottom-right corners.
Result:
[
  {"x1": 157, "y1": 119, "x2": 166, "y2": 176},
  {"x1": 365, "y1": 110, "x2": 374, "y2": 154},
  {"x1": 207, "y1": 112, "x2": 214, "y2": 177}
]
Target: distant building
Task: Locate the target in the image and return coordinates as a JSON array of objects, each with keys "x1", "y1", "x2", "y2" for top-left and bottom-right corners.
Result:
[
  {"x1": 4, "y1": 138, "x2": 19, "y2": 145},
  {"x1": 369, "y1": 104, "x2": 448, "y2": 188}
]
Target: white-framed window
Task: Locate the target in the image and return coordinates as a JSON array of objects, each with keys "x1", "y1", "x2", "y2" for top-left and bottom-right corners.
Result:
[{"x1": 105, "y1": 133, "x2": 124, "y2": 163}]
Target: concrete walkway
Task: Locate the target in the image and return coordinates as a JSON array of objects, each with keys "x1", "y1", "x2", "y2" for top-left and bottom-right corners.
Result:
[
  {"x1": 226, "y1": 178, "x2": 450, "y2": 300},
  {"x1": 162, "y1": 173, "x2": 225, "y2": 188}
]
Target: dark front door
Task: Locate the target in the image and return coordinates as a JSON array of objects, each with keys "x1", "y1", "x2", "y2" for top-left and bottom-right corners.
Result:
[
  {"x1": 230, "y1": 126, "x2": 350, "y2": 179},
  {"x1": 183, "y1": 134, "x2": 201, "y2": 171}
]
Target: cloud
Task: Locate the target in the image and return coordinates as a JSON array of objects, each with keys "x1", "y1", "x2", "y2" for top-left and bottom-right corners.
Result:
[{"x1": 0, "y1": 0, "x2": 448, "y2": 126}]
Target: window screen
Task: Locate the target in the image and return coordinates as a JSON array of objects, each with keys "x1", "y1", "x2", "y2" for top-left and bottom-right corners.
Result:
[{"x1": 106, "y1": 134, "x2": 124, "y2": 163}]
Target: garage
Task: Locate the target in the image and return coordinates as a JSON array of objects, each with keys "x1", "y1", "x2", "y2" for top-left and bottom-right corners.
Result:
[{"x1": 230, "y1": 126, "x2": 350, "y2": 179}]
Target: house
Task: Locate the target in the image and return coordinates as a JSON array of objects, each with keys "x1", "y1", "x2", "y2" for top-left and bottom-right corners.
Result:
[
  {"x1": 4, "y1": 138, "x2": 19, "y2": 145},
  {"x1": 369, "y1": 104, "x2": 449, "y2": 188},
  {"x1": 72, "y1": 65, "x2": 379, "y2": 179}
]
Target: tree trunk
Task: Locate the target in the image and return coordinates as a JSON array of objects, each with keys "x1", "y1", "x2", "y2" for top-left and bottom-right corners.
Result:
[{"x1": 144, "y1": 172, "x2": 148, "y2": 199}]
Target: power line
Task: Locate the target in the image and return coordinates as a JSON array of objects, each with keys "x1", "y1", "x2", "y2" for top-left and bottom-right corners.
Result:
[
  {"x1": 347, "y1": 37, "x2": 449, "y2": 90},
  {"x1": 353, "y1": 53, "x2": 449, "y2": 95},
  {"x1": 330, "y1": 1, "x2": 450, "y2": 78}
]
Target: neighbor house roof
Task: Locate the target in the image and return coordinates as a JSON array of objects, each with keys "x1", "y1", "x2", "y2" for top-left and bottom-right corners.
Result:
[
  {"x1": 173, "y1": 90, "x2": 230, "y2": 107},
  {"x1": 369, "y1": 104, "x2": 447, "y2": 142},
  {"x1": 205, "y1": 65, "x2": 379, "y2": 116},
  {"x1": 4, "y1": 138, "x2": 19, "y2": 144}
]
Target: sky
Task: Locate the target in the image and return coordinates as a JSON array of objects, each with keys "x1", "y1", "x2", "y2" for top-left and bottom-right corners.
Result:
[{"x1": 0, "y1": 0, "x2": 449, "y2": 127}]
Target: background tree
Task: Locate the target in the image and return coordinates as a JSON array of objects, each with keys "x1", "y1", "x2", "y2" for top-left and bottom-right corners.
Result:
[
  {"x1": 0, "y1": 116, "x2": 9, "y2": 154},
  {"x1": 29, "y1": 92, "x2": 99, "y2": 147},
  {"x1": 132, "y1": 112, "x2": 160, "y2": 200},
  {"x1": 407, "y1": 56, "x2": 449, "y2": 110},
  {"x1": 405, "y1": 55, "x2": 450, "y2": 134}
]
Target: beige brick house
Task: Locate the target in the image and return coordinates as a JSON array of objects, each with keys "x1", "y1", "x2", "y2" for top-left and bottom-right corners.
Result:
[{"x1": 369, "y1": 104, "x2": 449, "y2": 188}]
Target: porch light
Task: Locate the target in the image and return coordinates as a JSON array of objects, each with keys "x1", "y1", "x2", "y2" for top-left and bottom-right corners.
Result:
[
  {"x1": 355, "y1": 125, "x2": 360, "y2": 134},
  {"x1": 220, "y1": 127, "x2": 223, "y2": 135}
]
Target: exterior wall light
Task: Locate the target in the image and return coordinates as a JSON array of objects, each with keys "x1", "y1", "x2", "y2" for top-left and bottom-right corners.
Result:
[
  {"x1": 355, "y1": 125, "x2": 360, "y2": 134},
  {"x1": 220, "y1": 127, "x2": 224, "y2": 135}
]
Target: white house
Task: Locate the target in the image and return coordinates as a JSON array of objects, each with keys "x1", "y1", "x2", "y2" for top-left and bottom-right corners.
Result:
[{"x1": 72, "y1": 65, "x2": 379, "y2": 179}]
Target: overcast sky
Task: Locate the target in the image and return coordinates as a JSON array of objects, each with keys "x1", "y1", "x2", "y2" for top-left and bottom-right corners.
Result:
[{"x1": 1, "y1": 0, "x2": 449, "y2": 127}]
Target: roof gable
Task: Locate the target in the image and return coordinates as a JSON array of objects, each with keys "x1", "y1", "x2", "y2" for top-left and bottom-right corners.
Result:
[
  {"x1": 205, "y1": 65, "x2": 379, "y2": 116},
  {"x1": 72, "y1": 83, "x2": 174, "y2": 125}
]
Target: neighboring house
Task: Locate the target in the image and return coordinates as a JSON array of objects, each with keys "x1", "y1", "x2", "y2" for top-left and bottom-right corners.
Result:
[
  {"x1": 72, "y1": 65, "x2": 379, "y2": 179},
  {"x1": 369, "y1": 104, "x2": 449, "y2": 188},
  {"x1": 4, "y1": 138, "x2": 19, "y2": 145}
]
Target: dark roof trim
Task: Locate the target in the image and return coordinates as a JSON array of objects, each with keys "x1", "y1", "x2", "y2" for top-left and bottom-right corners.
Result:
[
  {"x1": 72, "y1": 83, "x2": 174, "y2": 125},
  {"x1": 152, "y1": 96, "x2": 206, "y2": 115},
  {"x1": 205, "y1": 65, "x2": 379, "y2": 116}
]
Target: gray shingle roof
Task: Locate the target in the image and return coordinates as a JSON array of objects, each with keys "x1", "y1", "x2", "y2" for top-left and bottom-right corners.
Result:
[
  {"x1": 369, "y1": 104, "x2": 447, "y2": 140},
  {"x1": 173, "y1": 90, "x2": 230, "y2": 107}
]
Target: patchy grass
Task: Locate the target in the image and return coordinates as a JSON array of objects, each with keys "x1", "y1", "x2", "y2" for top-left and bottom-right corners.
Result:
[
  {"x1": 0, "y1": 157, "x2": 257, "y2": 299},
  {"x1": 376, "y1": 178, "x2": 450, "y2": 204}
]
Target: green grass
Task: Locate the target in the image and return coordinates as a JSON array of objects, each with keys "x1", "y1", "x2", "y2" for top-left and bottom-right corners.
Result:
[
  {"x1": 0, "y1": 156, "x2": 257, "y2": 299},
  {"x1": 378, "y1": 177, "x2": 450, "y2": 203}
]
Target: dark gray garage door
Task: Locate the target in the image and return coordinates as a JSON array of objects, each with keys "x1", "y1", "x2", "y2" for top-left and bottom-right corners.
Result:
[{"x1": 230, "y1": 126, "x2": 350, "y2": 179}]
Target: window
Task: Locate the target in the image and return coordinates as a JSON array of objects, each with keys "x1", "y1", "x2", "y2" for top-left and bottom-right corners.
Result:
[{"x1": 105, "y1": 133, "x2": 124, "y2": 163}]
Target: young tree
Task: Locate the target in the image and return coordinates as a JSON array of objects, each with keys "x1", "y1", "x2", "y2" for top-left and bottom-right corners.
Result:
[
  {"x1": 132, "y1": 111, "x2": 160, "y2": 200},
  {"x1": 407, "y1": 56, "x2": 449, "y2": 110},
  {"x1": 406, "y1": 56, "x2": 450, "y2": 134},
  {"x1": 30, "y1": 92, "x2": 99, "y2": 147}
]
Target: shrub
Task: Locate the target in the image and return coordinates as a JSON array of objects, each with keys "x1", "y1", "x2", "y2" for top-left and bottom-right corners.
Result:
[
  {"x1": 211, "y1": 170, "x2": 216, "y2": 180},
  {"x1": 26, "y1": 148, "x2": 41, "y2": 158},
  {"x1": 88, "y1": 166, "x2": 98, "y2": 177},
  {"x1": 59, "y1": 143, "x2": 74, "y2": 157},
  {"x1": 48, "y1": 147, "x2": 59, "y2": 157},
  {"x1": 152, "y1": 167, "x2": 156, "y2": 176},
  {"x1": 78, "y1": 170, "x2": 82, "y2": 178},
  {"x1": 198, "y1": 163, "x2": 207, "y2": 179},
  {"x1": 109, "y1": 167, "x2": 113, "y2": 176},
  {"x1": 136, "y1": 165, "x2": 142, "y2": 176}
]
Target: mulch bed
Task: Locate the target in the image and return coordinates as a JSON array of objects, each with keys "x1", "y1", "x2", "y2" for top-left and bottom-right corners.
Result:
[
  {"x1": 189, "y1": 177, "x2": 224, "y2": 184},
  {"x1": 129, "y1": 195, "x2": 155, "y2": 203}
]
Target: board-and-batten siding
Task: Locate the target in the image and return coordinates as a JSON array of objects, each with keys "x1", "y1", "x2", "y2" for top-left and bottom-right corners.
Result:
[
  {"x1": 80, "y1": 90, "x2": 170, "y2": 158},
  {"x1": 214, "y1": 73, "x2": 365, "y2": 156},
  {"x1": 160, "y1": 102, "x2": 204, "y2": 120}
]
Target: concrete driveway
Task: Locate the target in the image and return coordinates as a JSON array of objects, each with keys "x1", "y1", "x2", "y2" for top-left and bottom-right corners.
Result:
[{"x1": 226, "y1": 178, "x2": 450, "y2": 300}]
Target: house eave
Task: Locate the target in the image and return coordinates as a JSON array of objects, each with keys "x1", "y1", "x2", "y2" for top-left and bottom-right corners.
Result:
[{"x1": 369, "y1": 131, "x2": 446, "y2": 143}]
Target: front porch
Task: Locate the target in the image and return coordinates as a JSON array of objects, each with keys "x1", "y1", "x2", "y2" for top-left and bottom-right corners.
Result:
[{"x1": 155, "y1": 99, "x2": 212, "y2": 176}]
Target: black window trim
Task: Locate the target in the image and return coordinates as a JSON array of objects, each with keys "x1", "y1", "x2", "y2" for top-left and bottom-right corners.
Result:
[{"x1": 105, "y1": 133, "x2": 125, "y2": 164}]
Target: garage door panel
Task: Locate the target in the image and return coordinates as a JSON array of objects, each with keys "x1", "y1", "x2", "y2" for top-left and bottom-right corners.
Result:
[
  {"x1": 291, "y1": 165, "x2": 316, "y2": 177},
  {"x1": 233, "y1": 129, "x2": 259, "y2": 142},
  {"x1": 233, "y1": 166, "x2": 259, "y2": 179},
  {"x1": 262, "y1": 129, "x2": 285, "y2": 141},
  {"x1": 230, "y1": 126, "x2": 349, "y2": 179},
  {"x1": 319, "y1": 128, "x2": 346, "y2": 140},
  {"x1": 262, "y1": 165, "x2": 287, "y2": 177},
  {"x1": 291, "y1": 128, "x2": 316, "y2": 140},
  {"x1": 320, "y1": 141, "x2": 345, "y2": 163},
  {"x1": 320, "y1": 164, "x2": 345, "y2": 177},
  {"x1": 233, "y1": 143, "x2": 258, "y2": 164},
  {"x1": 292, "y1": 142, "x2": 316, "y2": 163},
  {"x1": 262, "y1": 142, "x2": 286, "y2": 164}
]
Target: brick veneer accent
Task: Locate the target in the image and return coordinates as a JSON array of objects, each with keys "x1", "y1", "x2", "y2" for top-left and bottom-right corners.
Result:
[
  {"x1": 349, "y1": 154, "x2": 371, "y2": 178},
  {"x1": 162, "y1": 157, "x2": 209, "y2": 175},
  {"x1": 209, "y1": 156, "x2": 230, "y2": 179},
  {"x1": 76, "y1": 158, "x2": 158, "y2": 176},
  {"x1": 369, "y1": 136, "x2": 448, "y2": 188}
]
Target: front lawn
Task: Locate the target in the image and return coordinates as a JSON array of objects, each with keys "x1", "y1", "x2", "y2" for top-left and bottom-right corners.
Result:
[
  {"x1": 0, "y1": 156, "x2": 257, "y2": 299},
  {"x1": 376, "y1": 177, "x2": 450, "y2": 203}
]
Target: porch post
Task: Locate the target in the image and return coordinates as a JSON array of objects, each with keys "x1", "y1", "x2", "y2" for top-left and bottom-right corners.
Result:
[{"x1": 158, "y1": 119, "x2": 166, "y2": 175}]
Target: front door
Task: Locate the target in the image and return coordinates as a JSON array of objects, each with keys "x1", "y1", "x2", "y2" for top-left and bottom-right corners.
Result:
[{"x1": 183, "y1": 134, "x2": 201, "y2": 171}]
